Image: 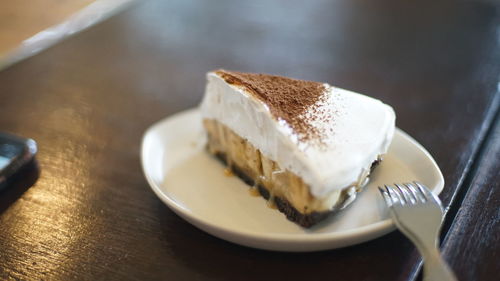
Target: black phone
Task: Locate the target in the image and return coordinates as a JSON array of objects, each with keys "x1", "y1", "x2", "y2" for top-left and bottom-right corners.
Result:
[{"x1": 0, "y1": 132, "x2": 37, "y2": 190}]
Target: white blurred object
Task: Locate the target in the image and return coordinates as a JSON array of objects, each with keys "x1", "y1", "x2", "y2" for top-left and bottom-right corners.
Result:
[{"x1": 0, "y1": 0, "x2": 136, "y2": 70}]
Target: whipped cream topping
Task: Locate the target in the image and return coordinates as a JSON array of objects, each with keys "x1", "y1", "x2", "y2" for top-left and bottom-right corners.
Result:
[{"x1": 200, "y1": 71, "x2": 395, "y2": 198}]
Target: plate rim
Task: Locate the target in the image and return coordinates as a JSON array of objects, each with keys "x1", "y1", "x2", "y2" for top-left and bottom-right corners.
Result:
[{"x1": 141, "y1": 108, "x2": 444, "y2": 250}]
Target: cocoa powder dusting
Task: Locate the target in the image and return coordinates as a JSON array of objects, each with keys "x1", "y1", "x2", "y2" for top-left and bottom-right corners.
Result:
[{"x1": 215, "y1": 70, "x2": 327, "y2": 142}]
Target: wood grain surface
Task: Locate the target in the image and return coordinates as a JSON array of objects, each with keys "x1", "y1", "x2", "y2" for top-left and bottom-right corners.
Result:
[
  {"x1": 442, "y1": 117, "x2": 499, "y2": 281},
  {"x1": 0, "y1": 0, "x2": 498, "y2": 280}
]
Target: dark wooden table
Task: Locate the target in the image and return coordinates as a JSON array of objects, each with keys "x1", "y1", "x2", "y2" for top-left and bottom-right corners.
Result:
[{"x1": 0, "y1": 1, "x2": 498, "y2": 280}]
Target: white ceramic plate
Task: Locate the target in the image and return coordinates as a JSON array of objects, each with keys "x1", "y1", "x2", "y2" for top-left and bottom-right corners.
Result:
[{"x1": 141, "y1": 108, "x2": 444, "y2": 252}]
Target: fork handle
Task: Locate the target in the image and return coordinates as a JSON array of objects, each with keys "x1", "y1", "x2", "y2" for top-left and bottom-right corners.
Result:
[{"x1": 422, "y1": 248, "x2": 457, "y2": 281}]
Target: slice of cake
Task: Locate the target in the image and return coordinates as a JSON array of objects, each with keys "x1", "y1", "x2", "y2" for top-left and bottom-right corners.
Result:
[{"x1": 200, "y1": 70, "x2": 395, "y2": 227}]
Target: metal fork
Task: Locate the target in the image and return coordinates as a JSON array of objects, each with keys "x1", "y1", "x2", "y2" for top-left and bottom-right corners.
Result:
[{"x1": 378, "y1": 182, "x2": 457, "y2": 281}]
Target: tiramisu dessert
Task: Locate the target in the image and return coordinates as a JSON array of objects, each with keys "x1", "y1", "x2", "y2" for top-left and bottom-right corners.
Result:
[{"x1": 200, "y1": 70, "x2": 395, "y2": 227}]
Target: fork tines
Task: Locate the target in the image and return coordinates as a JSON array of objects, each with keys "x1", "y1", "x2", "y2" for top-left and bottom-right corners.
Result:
[{"x1": 378, "y1": 182, "x2": 432, "y2": 206}]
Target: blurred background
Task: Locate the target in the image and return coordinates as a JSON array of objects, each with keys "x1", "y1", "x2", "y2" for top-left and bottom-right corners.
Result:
[{"x1": 1, "y1": 0, "x2": 498, "y2": 160}]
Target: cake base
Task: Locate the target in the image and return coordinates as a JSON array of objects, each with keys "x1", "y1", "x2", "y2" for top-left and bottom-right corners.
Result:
[
  {"x1": 204, "y1": 118, "x2": 381, "y2": 228},
  {"x1": 213, "y1": 151, "x2": 331, "y2": 228}
]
